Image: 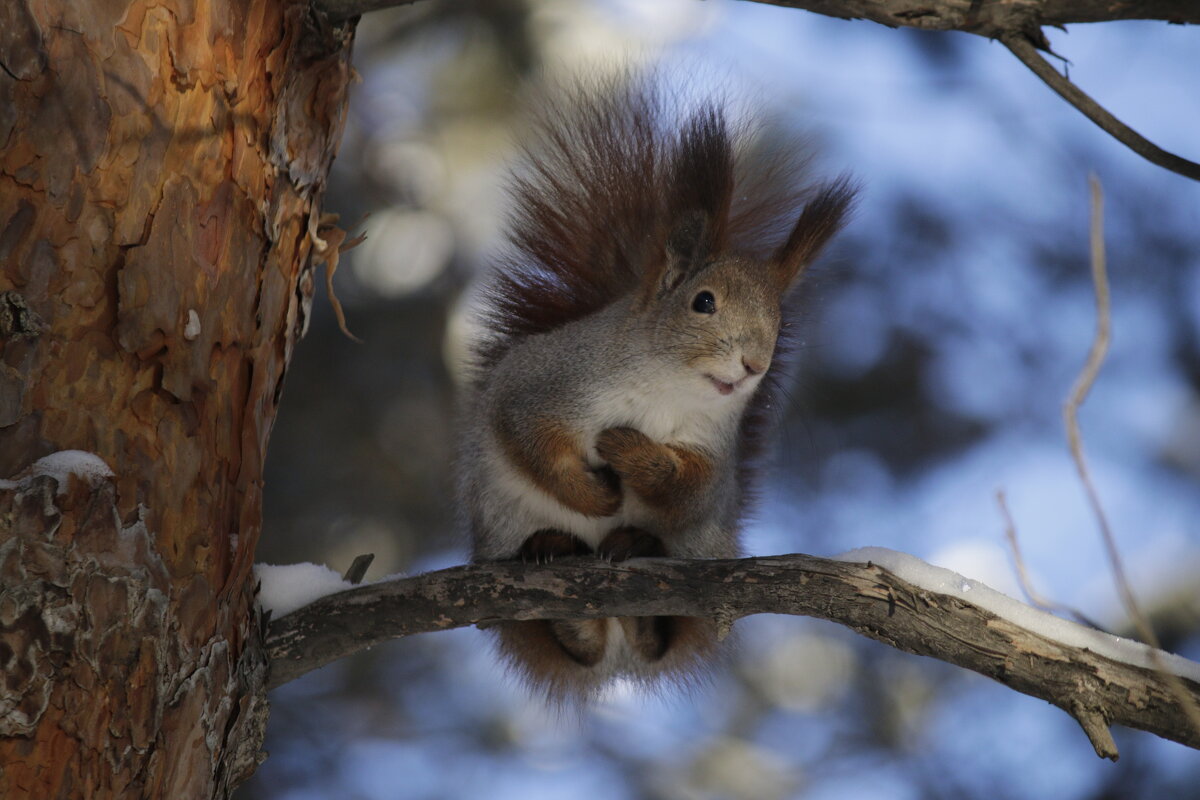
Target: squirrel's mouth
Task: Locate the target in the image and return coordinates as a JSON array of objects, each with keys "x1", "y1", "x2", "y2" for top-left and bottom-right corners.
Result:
[{"x1": 706, "y1": 375, "x2": 741, "y2": 396}]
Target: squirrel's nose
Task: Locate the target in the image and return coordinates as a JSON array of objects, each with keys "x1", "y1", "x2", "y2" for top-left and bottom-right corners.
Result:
[{"x1": 742, "y1": 356, "x2": 766, "y2": 376}]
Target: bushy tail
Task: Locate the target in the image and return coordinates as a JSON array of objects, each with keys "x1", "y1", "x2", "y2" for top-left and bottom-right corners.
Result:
[
  {"x1": 494, "y1": 617, "x2": 722, "y2": 703},
  {"x1": 477, "y1": 70, "x2": 847, "y2": 369}
]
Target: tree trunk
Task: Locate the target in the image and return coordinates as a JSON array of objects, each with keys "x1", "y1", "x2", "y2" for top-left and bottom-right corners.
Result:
[{"x1": 0, "y1": 1, "x2": 355, "y2": 796}]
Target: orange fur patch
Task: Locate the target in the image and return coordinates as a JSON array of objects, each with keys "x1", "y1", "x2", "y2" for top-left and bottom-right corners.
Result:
[
  {"x1": 498, "y1": 418, "x2": 622, "y2": 517},
  {"x1": 595, "y1": 427, "x2": 713, "y2": 509}
]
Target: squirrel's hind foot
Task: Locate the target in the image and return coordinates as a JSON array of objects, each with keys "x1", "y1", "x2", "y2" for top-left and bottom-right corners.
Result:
[
  {"x1": 518, "y1": 528, "x2": 594, "y2": 563},
  {"x1": 498, "y1": 527, "x2": 718, "y2": 699},
  {"x1": 596, "y1": 526, "x2": 666, "y2": 562}
]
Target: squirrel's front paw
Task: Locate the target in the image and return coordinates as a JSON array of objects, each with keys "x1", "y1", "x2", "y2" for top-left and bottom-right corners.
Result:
[
  {"x1": 554, "y1": 463, "x2": 621, "y2": 517},
  {"x1": 585, "y1": 466, "x2": 623, "y2": 517},
  {"x1": 596, "y1": 427, "x2": 675, "y2": 488}
]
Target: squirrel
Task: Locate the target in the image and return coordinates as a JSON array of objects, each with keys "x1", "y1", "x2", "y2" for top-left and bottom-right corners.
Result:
[{"x1": 457, "y1": 73, "x2": 856, "y2": 701}]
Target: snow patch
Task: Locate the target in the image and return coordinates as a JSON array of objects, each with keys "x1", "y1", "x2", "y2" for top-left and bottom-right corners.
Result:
[
  {"x1": 19, "y1": 450, "x2": 115, "y2": 494},
  {"x1": 184, "y1": 308, "x2": 202, "y2": 340},
  {"x1": 835, "y1": 546, "x2": 1200, "y2": 684},
  {"x1": 255, "y1": 562, "x2": 354, "y2": 618}
]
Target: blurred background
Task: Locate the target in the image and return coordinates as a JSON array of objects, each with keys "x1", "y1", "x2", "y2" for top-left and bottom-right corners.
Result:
[{"x1": 244, "y1": 1, "x2": 1200, "y2": 797}]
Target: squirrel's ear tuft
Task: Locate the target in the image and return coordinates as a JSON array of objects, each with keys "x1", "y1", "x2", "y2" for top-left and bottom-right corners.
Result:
[
  {"x1": 772, "y1": 176, "x2": 858, "y2": 291},
  {"x1": 667, "y1": 210, "x2": 709, "y2": 270},
  {"x1": 638, "y1": 103, "x2": 735, "y2": 304},
  {"x1": 640, "y1": 210, "x2": 710, "y2": 302}
]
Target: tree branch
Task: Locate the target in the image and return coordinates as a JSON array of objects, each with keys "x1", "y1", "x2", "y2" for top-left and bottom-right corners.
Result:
[
  {"x1": 1001, "y1": 34, "x2": 1200, "y2": 182},
  {"x1": 745, "y1": 0, "x2": 1197, "y2": 33},
  {"x1": 266, "y1": 553, "x2": 1200, "y2": 758},
  {"x1": 314, "y1": 0, "x2": 1199, "y2": 27},
  {"x1": 316, "y1": 0, "x2": 427, "y2": 20},
  {"x1": 312, "y1": 0, "x2": 1200, "y2": 183}
]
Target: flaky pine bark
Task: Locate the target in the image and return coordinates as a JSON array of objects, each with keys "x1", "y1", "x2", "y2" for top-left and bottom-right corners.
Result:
[{"x1": 0, "y1": 1, "x2": 355, "y2": 797}]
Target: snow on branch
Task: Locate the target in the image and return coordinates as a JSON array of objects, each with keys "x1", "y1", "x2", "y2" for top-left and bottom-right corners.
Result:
[{"x1": 264, "y1": 550, "x2": 1200, "y2": 760}]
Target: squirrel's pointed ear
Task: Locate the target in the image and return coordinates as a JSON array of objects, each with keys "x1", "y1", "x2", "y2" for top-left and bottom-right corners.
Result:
[
  {"x1": 772, "y1": 177, "x2": 857, "y2": 292},
  {"x1": 667, "y1": 210, "x2": 708, "y2": 269},
  {"x1": 641, "y1": 211, "x2": 710, "y2": 303}
]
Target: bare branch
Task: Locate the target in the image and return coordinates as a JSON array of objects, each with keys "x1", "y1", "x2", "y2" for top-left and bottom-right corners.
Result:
[
  {"x1": 313, "y1": 0, "x2": 1200, "y2": 182},
  {"x1": 313, "y1": 0, "x2": 1199, "y2": 28},
  {"x1": 997, "y1": 489, "x2": 1104, "y2": 630},
  {"x1": 266, "y1": 553, "x2": 1200, "y2": 757},
  {"x1": 745, "y1": 0, "x2": 1197, "y2": 31},
  {"x1": 1064, "y1": 176, "x2": 1200, "y2": 737},
  {"x1": 1001, "y1": 35, "x2": 1200, "y2": 182}
]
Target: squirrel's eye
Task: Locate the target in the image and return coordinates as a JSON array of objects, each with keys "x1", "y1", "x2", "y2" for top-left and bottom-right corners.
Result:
[{"x1": 692, "y1": 291, "x2": 716, "y2": 314}]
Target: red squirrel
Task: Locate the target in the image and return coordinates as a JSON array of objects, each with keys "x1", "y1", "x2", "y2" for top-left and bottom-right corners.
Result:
[{"x1": 458, "y1": 74, "x2": 855, "y2": 700}]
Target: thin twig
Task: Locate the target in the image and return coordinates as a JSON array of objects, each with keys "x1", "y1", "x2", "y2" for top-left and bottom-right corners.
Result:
[
  {"x1": 1073, "y1": 702, "x2": 1119, "y2": 761},
  {"x1": 1002, "y1": 34, "x2": 1200, "y2": 183},
  {"x1": 342, "y1": 553, "x2": 375, "y2": 584},
  {"x1": 996, "y1": 490, "x2": 1104, "y2": 631},
  {"x1": 1065, "y1": 175, "x2": 1200, "y2": 736}
]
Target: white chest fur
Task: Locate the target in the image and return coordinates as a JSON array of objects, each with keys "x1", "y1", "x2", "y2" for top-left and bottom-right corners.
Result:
[{"x1": 587, "y1": 370, "x2": 748, "y2": 456}]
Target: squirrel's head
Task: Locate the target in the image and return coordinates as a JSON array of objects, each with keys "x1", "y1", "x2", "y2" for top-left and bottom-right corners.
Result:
[
  {"x1": 634, "y1": 251, "x2": 781, "y2": 401},
  {"x1": 632, "y1": 179, "x2": 855, "y2": 403}
]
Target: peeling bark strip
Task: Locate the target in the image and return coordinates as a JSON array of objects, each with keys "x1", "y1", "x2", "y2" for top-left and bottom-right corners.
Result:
[
  {"x1": 266, "y1": 556, "x2": 1200, "y2": 757},
  {"x1": 0, "y1": 1, "x2": 356, "y2": 797}
]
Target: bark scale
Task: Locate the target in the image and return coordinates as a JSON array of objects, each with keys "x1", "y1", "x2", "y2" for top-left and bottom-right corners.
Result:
[{"x1": 0, "y1": 1, "x2": 355, "y2": 796}]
